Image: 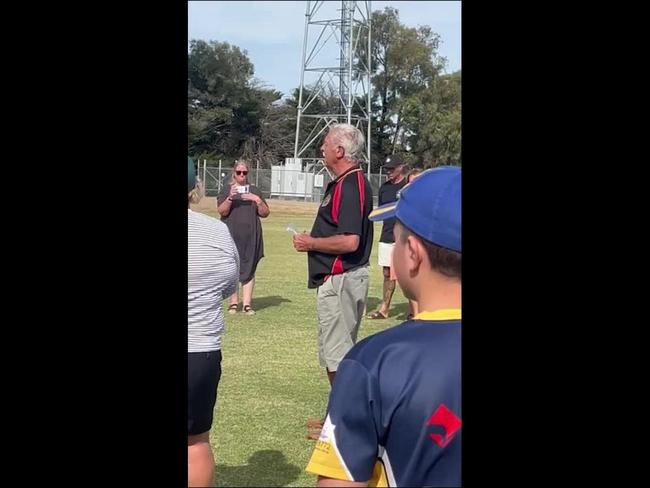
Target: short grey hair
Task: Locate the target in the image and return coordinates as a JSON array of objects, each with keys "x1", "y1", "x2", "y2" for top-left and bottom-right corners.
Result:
[{"x1": 329, "y1": 123, "x2": 365, "y2": 162}]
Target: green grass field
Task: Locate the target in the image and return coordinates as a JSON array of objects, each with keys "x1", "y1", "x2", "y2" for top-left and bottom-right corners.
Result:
[{"x1": 193, "y1": 199, "x2": 408, "y2": 487}]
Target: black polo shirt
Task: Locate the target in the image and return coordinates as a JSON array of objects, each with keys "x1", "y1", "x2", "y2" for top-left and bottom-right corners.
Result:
[
  {"x1": 378, "y1": 177, "x2": 408, "y2": 243},
  {"x1": 307, "y1": 166, "x2": 374, "y2": 289}
]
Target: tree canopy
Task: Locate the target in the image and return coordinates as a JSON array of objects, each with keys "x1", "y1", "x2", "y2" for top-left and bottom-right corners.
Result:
[{"x1": 188, "y1": 8, "x2": 460, "y2": 169}]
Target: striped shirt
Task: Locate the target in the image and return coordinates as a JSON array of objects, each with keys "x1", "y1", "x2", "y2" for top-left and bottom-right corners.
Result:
[{"x1": 188, "y1": 209, "x2": 239, "y2": 353}]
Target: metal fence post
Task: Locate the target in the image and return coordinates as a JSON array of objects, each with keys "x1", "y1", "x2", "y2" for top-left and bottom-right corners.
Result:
[{"x1": 218, "y1": 160, "x2": 222, "y2": 194}]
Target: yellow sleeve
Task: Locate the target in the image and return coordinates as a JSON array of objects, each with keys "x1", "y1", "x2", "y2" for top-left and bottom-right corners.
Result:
[
  {"x1": 306, "y1": 438, "x2": 352, "y2": 481},
  {"x1": 305, "y1": 417, "x2": 387, "y2": 486}
]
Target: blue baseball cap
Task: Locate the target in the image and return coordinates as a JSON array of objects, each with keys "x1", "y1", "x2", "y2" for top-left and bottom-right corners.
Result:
[{"x1": 369, "y1": 166, "x2": 461, "y2": 253}]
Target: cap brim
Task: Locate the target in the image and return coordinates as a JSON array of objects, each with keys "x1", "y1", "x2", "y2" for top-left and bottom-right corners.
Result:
[{"x1": 369, "y1": 202, "x2": 397, "y2": 221}]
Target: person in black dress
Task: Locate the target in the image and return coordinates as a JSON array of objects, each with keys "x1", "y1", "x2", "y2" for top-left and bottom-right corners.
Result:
[{"x1": 216, "y1": 160, "x2": 270, "y2": 315}]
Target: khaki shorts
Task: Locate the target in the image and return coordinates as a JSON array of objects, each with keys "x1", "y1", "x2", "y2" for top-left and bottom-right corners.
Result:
[{"x1": 316, "y1": 265, "x2": 369, "y2": 371}]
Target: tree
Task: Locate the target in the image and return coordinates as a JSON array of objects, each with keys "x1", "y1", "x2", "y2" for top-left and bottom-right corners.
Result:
[
  {"x1": 357, "y1": 7, "x2": 447, "y2": 170},
  {"x1": 187, "y1": 12, "x2": 462, "y2": 170},
  {"x1": 403, "y1": 71, "x2": 461, "y2": 167},
  {"x1": 254, "y1": 100, "x2": 297, "y2": 165},
  {"x1": 188, "y1": 40, "x2": 283, "y2": 163}
]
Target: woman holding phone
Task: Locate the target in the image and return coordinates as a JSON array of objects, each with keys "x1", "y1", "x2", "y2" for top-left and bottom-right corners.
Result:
[{"x1": 217, "y1": 160, "x2": 270, "y2": 315}]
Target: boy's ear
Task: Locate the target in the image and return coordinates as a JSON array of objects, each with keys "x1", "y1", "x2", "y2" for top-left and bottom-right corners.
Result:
[{"x1": 407, "y1": 235, "x2": 423, "y2": 277}]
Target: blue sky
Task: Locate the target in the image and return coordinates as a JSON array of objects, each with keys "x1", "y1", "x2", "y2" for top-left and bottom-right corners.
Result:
[{"x1": 188, "y1": 1, "x2": 461, "y2": 98}]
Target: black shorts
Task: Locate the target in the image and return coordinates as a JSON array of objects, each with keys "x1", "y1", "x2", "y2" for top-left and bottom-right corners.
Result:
[{"x1": 188, "y1": 350, "x2": 222, "y2": 436}]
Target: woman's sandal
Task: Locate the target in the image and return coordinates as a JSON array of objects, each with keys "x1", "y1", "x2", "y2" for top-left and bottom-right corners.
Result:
[
  {"x1": 228, "y1": 304, "x2": 239, "y2": 315},
  {"x1": 366, "y1": 310, "x2": 388, "y2": 320},
  {"x1": 243, "y1": 304, "x2": 255, "y2": 316}
]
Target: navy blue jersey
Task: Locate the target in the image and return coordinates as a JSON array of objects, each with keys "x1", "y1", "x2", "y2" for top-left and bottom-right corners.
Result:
[{"x1": 306, "y1": 309, "x2": 462, "y2": 487}]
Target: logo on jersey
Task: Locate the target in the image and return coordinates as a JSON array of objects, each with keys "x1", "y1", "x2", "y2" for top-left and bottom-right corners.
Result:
[
  {"x1": 321, "y1": 193, "x2": 332, "y2": 207},
  {"x1": 426, "y1": 404, "x2": 462, "y2": 448}
]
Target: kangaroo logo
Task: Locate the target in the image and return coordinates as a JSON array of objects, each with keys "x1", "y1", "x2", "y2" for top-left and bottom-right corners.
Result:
[{"x1": 426, "y1": 404, "x2": 462, "y2": 448}]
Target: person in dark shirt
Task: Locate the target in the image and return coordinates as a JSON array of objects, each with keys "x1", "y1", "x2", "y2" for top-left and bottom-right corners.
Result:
[
  {"x1": 293, "y1": 123, "x2": 373, "y2": 440},
  {"x1": 366, "y1": 156, "x2": 409, "y2": 320},
  {"x1": 216, "y1": 160, "x2": 270, "y2": 315}
]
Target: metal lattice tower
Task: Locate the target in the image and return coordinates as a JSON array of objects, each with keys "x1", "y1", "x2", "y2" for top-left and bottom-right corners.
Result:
[{"x1": 293, "y1": 1, "x2": 372, "y2": 175}]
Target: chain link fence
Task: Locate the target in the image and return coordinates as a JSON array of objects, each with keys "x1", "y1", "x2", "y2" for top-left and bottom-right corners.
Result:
[{"x1": 198, "y1": 161, "x2": 389, "y2": 207}]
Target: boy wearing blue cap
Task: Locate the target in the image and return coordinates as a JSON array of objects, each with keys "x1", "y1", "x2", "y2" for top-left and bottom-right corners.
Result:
[{"x1": 305, "y1": 166, "x2": 462, "y2": 487}]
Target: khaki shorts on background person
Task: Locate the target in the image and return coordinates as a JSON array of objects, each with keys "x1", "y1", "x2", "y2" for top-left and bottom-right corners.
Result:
[
  {"x1": 316, "y1": 265, "x2": 369, "y2": 371},
  {"x1": 378, "y1": 242, "x2": 397, "y2": 280}
]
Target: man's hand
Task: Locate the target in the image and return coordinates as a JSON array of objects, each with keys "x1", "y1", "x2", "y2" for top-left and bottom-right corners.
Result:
[
  {"x1": 294, "y1": 233, "x2": 359, "y2": 254},
  {"x1": 293, "y1": 232, "x2": 312, "y2": 252}
]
